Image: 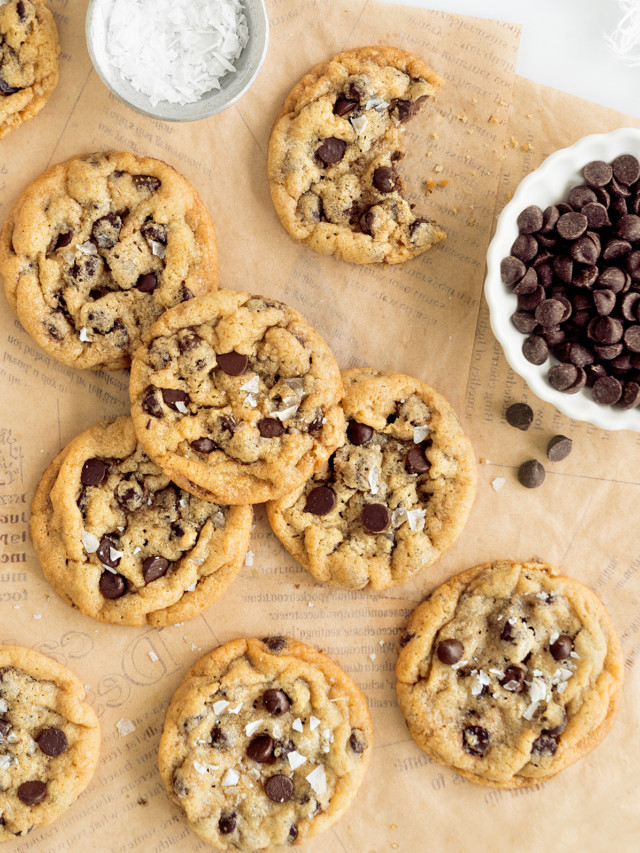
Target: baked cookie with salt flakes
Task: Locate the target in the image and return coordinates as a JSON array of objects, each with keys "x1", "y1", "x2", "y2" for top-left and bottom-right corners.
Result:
[
  {"x1": 0, "y1": 0, "x2": 59, "y2": 139},
  {"x1": 266, "y1": 368, "x2": 476, "y2": 590},
  {"x1": 0, "y1": 151, "x2": 218, "y2": 370},
  {"x1": 129, "y1": 290, "x2": 344, "y2": 505},
  {"x1": 0, "y1": 646, "x2": 100, "y2": 840},
  {"x1": 31, "y1": 416, "x2": 252, "y2": 627},
  {"x1": 268, "y1": 46, "x2": 446, "y2": 264},
  {"x1": 396, "y1": 560, "x2": 624, "y2": 788},
  {"x1": 158, "y1": 637, "x2": 372, "y2": 851}
]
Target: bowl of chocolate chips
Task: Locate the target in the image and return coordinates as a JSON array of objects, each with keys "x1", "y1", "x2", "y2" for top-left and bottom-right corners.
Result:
[{"x1": 485, "y1": 127, "x2": 640, "y2": 431}]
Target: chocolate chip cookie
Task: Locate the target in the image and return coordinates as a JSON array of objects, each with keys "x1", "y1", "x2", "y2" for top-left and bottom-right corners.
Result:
[
  {"x1": 0, "y1": 645, "x2": 100, "y2": 839},
  {"x1": 267, "y1": 369, "x2": 476, "y2": 590},
  {"x1": 31, "y1": 416, "x2": 252, "y2": 626},
  {"x1": 0, "y1": 0, "x2": 59, "y2": 139},
  {"x1": 0, "y1": 151, "x2": 218, "y2": 370},
  {"x1": 396, "y1": 560, "x2": 624, "y2": 788},
  {"x1": 268, "y1": 46, "x2": 446, "y2": 264},
  {"x1": 129, "y1": 290, "x2": 345, "y2": 505},
  {"x1": 158, "y1": 636, "x2": 372, "y2": 851}
]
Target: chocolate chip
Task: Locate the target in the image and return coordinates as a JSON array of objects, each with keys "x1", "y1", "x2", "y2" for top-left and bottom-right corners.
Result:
[
  {"x1": 570, "y1": 235, "x2": 599, "y2": 265},
  {"x1": 517, "y1": 206, "x2": 543, "y2": 234},
  {"x1": 584, "y1": 160, "x2": 613, "y2": 187},
  {"x1": 17, "y1": 781, "x2": 47, "y2": 806},
  {"x1": 133, "y1": 175, "x2": 161, "y2": 191},
  {"x1": 500, "y1": 256, "x2": 526, "y2": 286},
  {"x1": 362, "y1": 503, "x2": 390, "y2": 533},
  {"x1": 603, "y1": 238, "x2": 632, "y2": 261},
  {"x1": 178, "y1": 333, "x2": 201, "y2": 353},
  {"x1": 81, "y1": 458, "x2": 109, "y2": 486},
  {"x1": 349, "y1": 731, "x2": 366, "y2": 754},
  {"x1": 304, "y1": 486, "x2": 335, "y2": 516},
  {"x1": 613, "y1": 154, "x2": 640, "y2": 185},
  {"x1": 405, "y1": 446, "x2": 430, "y2": 474},
  {"x1": 99, "y1": 571, "x2": 126, "y2": 599},
  {"x1": 316, "y1": 137, "x2": 346, "y2": 165},
  {"x1": 518, "y1": 459, "x2": 545, "y2": 488},
  {"x1": 436, "y1": 639, "x2": 464, "y2": 665},
  {"x1": 334, "y1": 97, "x2": 358, "y2": 116},
  {"x1": 617, "y1": 214, "x2": 640, "y2": 241},
  {"x1": 547, "y1": 435, "x2": 572, "y2": 461},
  {"x1": 618, "y1": 381, "x2": 640, "y2": 408},
  {"x1": 531, "y1": 734, "x2": 558, "y2": 755},
  {"x1": 191, "y1": 437, "x2": 215, "y2": 453},
  {"x1": 548, "y1": 363, "x2": 580, "y2": 392},
  {"x1": 263, "y1": 689, "x2": 291, "y2": 716},
  {"x1": 161, "y1": 388, "x2": 190, "y2": 411},
  {"x1": 247, "y1": 734, "x2": 275, "y2": 763},
  {"x1": 0, "y1": 78, "x2": 20, "y2": 95},
  {"x1": 592, "y1": 375, "x2": 622, "y2": 405},
  {"x1": 96, "y1": 536, "x2": 120, "y2": 567},
  {"x1": 522, "y1": 335, "x2": 548, "y2": 365},
  {"x1": 16, "y1": 1, "x2": 26, "y2": 21},
  {"x1": 347, "y1": 421, "x2": 374, "y2": 446},
  {"x1": 373, "y1": 166, "x2": 396, "y2": 193},
  {"x1": 288, "y1": 825, "x2": 298, "y2": 842},
  {"x1": 462, "y1": 726, "x2": 490, "y2": 757},
  {"x1": 36, "y1": 728, "x2": 68, "y2": 757},
  {"x1": 568, "y1": 186, "x2": 597, "y2": 209},
  {"x1": 217, "y1": 351, "x2": 249, "y2": 376},
  {"x1": 510, "y1": 234, "x2": 537, "y2": 263},
  {"x1": 136, "y1": 272, "x2": 158, "y2": 293},
  {"x1": 141, "y1": 221, "x2": 167, "y2": 244},
  {"x1": 262, "y1": 637, "x2": 286, "y2": 652},
  {"x1": 556, "y1": 211, "x2": 587, "y2": 240},
  {"x1": 55, "y1": 231, "x2": 73, "y2": 250},
  {"x1": 218, "y1": 812, "x2": 237, "y2": 834},
  {"x1": 91, "y1": 213, "x2": 123, "y2": 249},
  {"x1": 505, "y1": 403, "x2": 534, "y2": 431},
  {"x1": 501, "y1": 665, "x2": 526, "y2": 693},
  {"x1": 500, "y1": 621, "x2": 515, "y2": 642},
  {"x1": 258, "y1": 418, "x2": 285, "y2": 438},
  {"x1": 511, "y1": 311, "x2": 538, "y2": 334},
  {"x1": 582, "y1": 202, "x2": 610, "y2": 229},
  {"x1": 593, "y1": 290, "x2": 616, "y2": 317},
  {"x1": 550, "y1": 634, "x2": 573, "y2": 660},
  {"x1": 142, "y1": 556, "x2": 169, "y2": 583},
  {"x1": 513, "y1": 267, "x2": 538, "y2": 295},
  {"x1": 535, "y1": 299, "x2": 566, "y2": 327},
  {"x1": 264, "y1": 774, "x2": 294, "y2": 803}
]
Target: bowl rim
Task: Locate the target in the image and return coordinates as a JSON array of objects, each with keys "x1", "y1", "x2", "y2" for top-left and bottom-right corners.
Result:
[
  {"x1": 484, "y1": 126, "x2": 640, "y2": 433},
  {"x1": 85, "y1": 0, "x2": 269, "y2": 123}
]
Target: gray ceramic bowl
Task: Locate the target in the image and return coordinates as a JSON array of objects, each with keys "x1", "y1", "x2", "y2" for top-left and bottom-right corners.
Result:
[{"x1": 85, "y1": 0, "x2": 269, "y2": 122}]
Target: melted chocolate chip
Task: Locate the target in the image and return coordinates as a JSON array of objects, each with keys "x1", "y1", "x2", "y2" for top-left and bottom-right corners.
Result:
[
  {"x1": 218, "y1": 812, "x2": 236, "y2": 834},
  {"x1": 304, "y1": 486, "x2": 336, "y2": 516},
  {"x1": 133, "y1": 175, "x2": 161, "y2": 191},
  {"x1": 142, "y1": 386, "x2": 163, "y2": 418},
  {"x1": 247, "y1": 734, "x2": 275, "y2": 763},
  {"x1": 96, "y1": 536, "x2": 121, "y2": 568},
  {"x1": 81, "y1": 458, "x2": 109, "y2": 486},
  {"x1": 531, "y1": 734, "x2": 558, "y2": 755},
  {"x1": 264, "y1": 774, "x2": 294, "y2": 803},
  {"x1": 210, "y1": 726, "x2": 227, "y2": 747},
  {"x1": 217, "y1": 351, "x2": 249, "y2": 376},
  {"x1": 17, "y1": 781, "x2": 47, "y2": 806},
  {"x1": 373, "y1": 166, "x2": 396, "y2": 193},
  {"x1": 436, "y1": 639, "x2": 464, "y2": 665},
  {"x1": 349, "y1": 732, "x2": 366, "y2": 754},
  {"x1": 191, "y1": 437, "x2": 215, "y2": 453},
  {"x1": 142, "y1": 556, "x2": 169, "y2": 583},
  {"x1": 399, "y1": 631, "x2": 415, "y2": 648},
  {"x1": 54, "y1": 231, "x2": 73, "y2": 250},
  {"x1": 334, "y1": 97, "x2": 358, "y2": 116},
  {"x1": 91, "y1": 213, "x2": 123, "y2": 249},
  {"x1": 99, "y1": 571, "x2": 126, "y2": 599},
  {"x1": 405, "y1": 446, "x2": 430, "y2": 475},
  {"x1": 36, "y1": 728, "x2": 68, "y2": 757},
  {"x1": 288, "y1": 825, "x2": 298, "y2": 842},
  {"x1": 258, "y1": 418, "x2": 285, "y2": 438},
  {"x1": 0, "y1": 78, "x2": 21, "y2": 95},
  {"x1": 500, "y1": 620, "x2": 516, "y2": 642},
  {"x1": 501, "y1": 665, "x2": 526, "y2": 693},
  {"x1": 178, "y1": 333, "x2": 201, "y2": 353},
  {"x1": 347, "y1": 421, "x2": 373, "y2": 445},
  {"x1": 115, "y1": 480, "x2": 143, "y2": 512},
  {"x1": 543, "y1": 715, "x2": 567, "y2": 737},
  {"x1": 262, "y1": 637, "x2": 287, "y2": 652},
  {"x1": 263, "y1": 689, "x2": 291, "y2": 716},
  {"x1": 316, "y1": 137, "x2": 346, "y2": 165},
  {"x1": 161, "y1": 388, "x2": 190, "y2": 411},
  {"x1": 462, "y1": 726, "x2": 490, "y2": 757},
  {"x1": 0, "y1": 719, "x2": 12, "y2": 742},
  {"x1": 136, "y1": 273, "x2": 158, "y2": 293},
  {"x1": 550, "y1": 634, "x2": 573, "y2": 660},
  {"x1": 362, "y1": 503, "x2": 390, "y2": 533}
]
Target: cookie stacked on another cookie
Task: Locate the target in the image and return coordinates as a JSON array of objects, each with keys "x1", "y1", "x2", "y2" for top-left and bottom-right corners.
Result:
[
  {"x1": 0, "y1": 0, "x2": 59, "y2": 139},
  {"x1": 267, "y1": 368, "x2": 476, "y2": 590},
  {"x1": 158, "y1": 636, "x2": 372, "y2": 851},
  {"x1": 0, "y1": 646, "x2": 100, "y2": 839},
  {"x1": 396, "y1": 559, "x2": 624, "y2": 787}
]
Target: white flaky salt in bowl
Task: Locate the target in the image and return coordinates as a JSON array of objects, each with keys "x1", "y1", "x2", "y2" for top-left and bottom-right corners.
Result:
[{"x1": 86, "y1": 0, "x2": 269, "y2": 121}]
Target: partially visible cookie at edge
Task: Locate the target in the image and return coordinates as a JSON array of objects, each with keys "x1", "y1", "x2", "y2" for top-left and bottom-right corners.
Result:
[
  {"x1": 396, "y1": 559, "x2": 624, "y2": 788},
  {"x1": 158, "y1": 636, "x2": 372, "y2": 851},
  {"x1": 0, "y1": 645, "x2": 100, "y2": 840},
  {"x1": 129, "y1": 290, "x2": 345, "y2": 505},
  {"x1": 0, "y1": 0, "x2": 60, "y2": 140},
  {"x1": 0, "y1": 151, "x2": 219, "y2": 370},
  {"x1": 267, "y1": 368, "x2": 476, "y2": 590},
  {"x1": 268, "y1": 46, "x2": 446, "y2": 264},
  {"x1": 31, "y1": 416, "x2": 252, "y2": 626}
]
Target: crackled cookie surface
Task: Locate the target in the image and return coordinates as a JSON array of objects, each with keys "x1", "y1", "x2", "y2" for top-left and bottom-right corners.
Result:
[
  {"x1": 0, "y1": 0, "x2": 59, "y2": 139},
  {"x1": 31, "y1": 416, "x2": 252, "y2": 626},
  {"x1": 396, "y1": 560, "x2": 624, "y2": 788},
  {"x1": 129, "y1": 290, "x2": 344, "y2": 505},
  {"x1": 0, "y1": 151, "x2": 218, "y2": 370},
  {"x1": 268, "y1": 46, "x2": 445, "y2": 264},
  {"x1": 0, "y1": 646, "x2": 100, "y2": 840},
  {"x1": 158, "y1": 637, "x2": 372, "y2": 851},
  {"x1": 267, "y1": 369, "x2": 476, "y2": 590}
]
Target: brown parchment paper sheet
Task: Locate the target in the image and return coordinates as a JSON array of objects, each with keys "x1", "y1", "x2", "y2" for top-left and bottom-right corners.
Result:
[{"x1": 0, "y1": 0, "x2": 638, "y2": 850}]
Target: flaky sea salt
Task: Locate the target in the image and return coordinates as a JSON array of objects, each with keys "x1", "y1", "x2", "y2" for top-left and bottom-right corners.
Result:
[
  {"x1": 82, "y1": 530, "x2": 100, "y2": 554},
  {"x1": 79, "y1": 327, "x2": 92, "y2": 343},
  {"x1": 116, "y1": 718, "x2": 136, "y2": 737},
  {"x1": 245, "y1": 551, "x2": 254, "y2": 567},
  {"x1": 413, "y1": 425, "x2": 430, "y2": 443},
  {"x1": 351, "y1": 115, "x2": 368, "y2": 136},
  {"x1": 222, "y1": 768, "x2": 239, "y2": 787},
  {"x1": 406, "y1": 508, "x2": 426, "y2": 531},
  {"x1": 245, "y1": 719, "x2": 263, "y2": 737},
  {"x1": 292, "y1": 718, "x2": 303, "y2": 732},
  {"x1": 309, "y1": 716, "x2": 321, "y2": 731},
  {"x1": 306, "y1": 765, "x2": 326, "y2": 795},
  {"x1": 104, "y1": 0, "x2": 249, "y2": 107},
  {"x1": 213, "y1": 700, "x2": 229, "y2": 715},
  {"x1": 288, "y1": 750, "x2": 307, "y2": 770}
]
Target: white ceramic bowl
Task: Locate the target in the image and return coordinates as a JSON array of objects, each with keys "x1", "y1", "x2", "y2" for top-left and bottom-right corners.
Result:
[
  {"x1": 85, "y1": 0, "x2": 269, "y2": 122},
  {"x1": 485, "y1": 127, "x2": 640, "y2": 432}
]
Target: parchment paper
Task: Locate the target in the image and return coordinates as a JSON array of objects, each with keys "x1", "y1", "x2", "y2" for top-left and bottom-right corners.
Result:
[{"x1": 0, "y1": 1, "x2": 638, "y2": 850}]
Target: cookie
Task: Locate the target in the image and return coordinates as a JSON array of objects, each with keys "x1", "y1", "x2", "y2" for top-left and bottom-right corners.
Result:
[
  {"x1": 0, "y1": 151, "x2": 218, "y2": 370},
  {"x1": 0, "y1": 0, "x2": 59, "y2": 140},
  {"x1": 129, "y1": 290, "x2": 345, "y2": 505},
  {"x1": 266, "y1": 368, "x2": 476, "y2": 590},
  {"x1": 396, "y1": 559, "x2": 624, "y2": 788},
  {"x1": 267, "y1": 46, "x2": 446, "y2": 264},
  {"x1": 0, "y1": 645, "x2": 100, "y2": 839},
  {"x1": 30, "y1": 416, "x2": 252, "y2": 626},
  {"x1": 158, "y1": 636, "x2": 372, "y2": 851}
]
